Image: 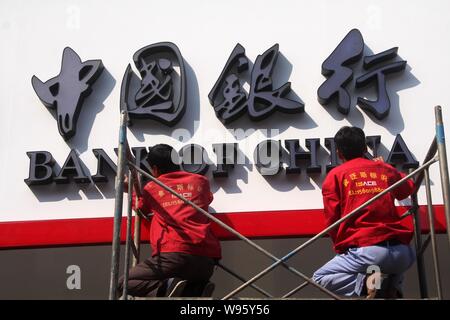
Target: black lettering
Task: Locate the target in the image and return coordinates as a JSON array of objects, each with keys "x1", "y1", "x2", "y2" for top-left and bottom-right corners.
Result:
[
  {"x1": 91, "y1": 149, "x2": 117, "y2": 183},
  {"x1": 24, "y1": 151, "x2": 55, "y2": 185},
  {"x1": 284, "y1": 139, "x2": 321, "y2": 174},
  {"x1": 212, "y1": 143, "x2": 238, "y2": 177},
  {"x1": 386, "y1": 134, "x2": 418, "y2": 170},
  {"x1": 54, "y1": 150, "x2": 90, "y2": 184},
  {"x1": 324, "y1": 137, "x2": 339, "y2": 172},
  {"x1": 365, "y1": 135, "x2": 381, "y2": 160}
]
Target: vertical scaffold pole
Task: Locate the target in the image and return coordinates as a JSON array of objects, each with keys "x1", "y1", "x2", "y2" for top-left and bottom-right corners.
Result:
[
  {"x1": 424, "y1": 168, "x2": 443, "y2": 299},
  {"x1": 108, "y1": 111, "x2": 128, "y2": 300},
  {"x1": 132, "y1": 173, "x2": 143, "y2": 267},
  {"x1": 435, "y1": 105, "x2": 450, "y2": 250},
  {"x1": 410, "y1": 191, "x2": 428, "y2": 298},
  {"x1": 132, "y1": 212, "x2": 142, "y2": 267},
  {"x1": 121, "y1": 170, "x2": 134, "y2": 300}
]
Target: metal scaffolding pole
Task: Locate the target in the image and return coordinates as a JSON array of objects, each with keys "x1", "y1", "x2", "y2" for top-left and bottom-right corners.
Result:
[
  {"x1": 435, "y1": 105, "x2": 450, "y2": 250},
  {"x1": 132, "y1": 209, "x2": 142, "y2": 267},
  {"x1": 216, "y1": 263, "x2": 273, "y2": 298},
  {"x1": 410, "y1": 191, "x2": 428, "y2": 298},
  {"x1": 130, "y1": 172, "x2": 144, "y2": 268},
  {"x1": 424, "y1": 168, "x2": 443, "y2": 299},
  {"x1": 121, "y1": 171, "x2": 134, "y2": 300},
  {"x1": 282, "y1": 281, "x2": 309, "y2": 298},
  {"x1": 126, "y1": 142, "x2": 146, "y2": 267},
  {"x1": 108, "y1": 111, "x2": 128, "y2": 300}
]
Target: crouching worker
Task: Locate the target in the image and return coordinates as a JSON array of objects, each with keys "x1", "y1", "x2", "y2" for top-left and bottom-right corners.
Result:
[
  {"x1": 118, "y1": 144, "x2": 221, "y2": 297},
  {"x1": 313, "y1": 127, "x2": 416, "y2": 298}
]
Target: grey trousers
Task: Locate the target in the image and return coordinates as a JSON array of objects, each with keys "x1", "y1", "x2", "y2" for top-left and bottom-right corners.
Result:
[
  {"x1": 313, "y1": 244, "x2": 415, "y2": 297},
  {"x1": 118, "y1": 252, "x2": 216, "y2": 297}
]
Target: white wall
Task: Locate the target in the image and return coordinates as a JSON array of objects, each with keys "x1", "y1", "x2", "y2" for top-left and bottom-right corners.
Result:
[{"x1": 0, "y1": 0, "x2": 449, "y2": 222}]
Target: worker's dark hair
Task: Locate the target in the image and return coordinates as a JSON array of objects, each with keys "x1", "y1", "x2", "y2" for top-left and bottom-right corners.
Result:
[
  {"x1": 334, "y1": 126, "x2": 366, "y2": 160},
  {"x1": 146, "y1": 144, "x2": 180, "y2": 174}
]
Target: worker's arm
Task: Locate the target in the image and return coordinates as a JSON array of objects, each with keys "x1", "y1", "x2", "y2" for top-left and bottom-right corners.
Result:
[
  {"x1": 122, "y1": 175, "x2": 152, "y2": 215},
  {"x1": 196, "y1": 175, "x2": 214, "y2": 206},
  {"x1": 123, "y1": 174, "x2": 130, "y2": 193},
  {"x1": 374, "y1": 157, "x2": 414, "y2": 200},
  {"x1": 131, "y1": 188, "x2": 152, "y2": 216},
  {"x1": 205, "y1": 179, "x2": 214, "y2": 205},
  {"x1": 386, "y1": 165, "x2": 415, "y2": 200},
  {"x1": 322, "y1": 174, "x2": 341, "y2": 242}
]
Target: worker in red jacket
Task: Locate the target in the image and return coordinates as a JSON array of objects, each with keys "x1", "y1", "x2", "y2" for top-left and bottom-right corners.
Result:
[
  {"x1": 313, "y1": 126, "x2": 415, "y2": 298},
  {"x1": 118, "y1": 144, "x2": 221, "y2": 297}
]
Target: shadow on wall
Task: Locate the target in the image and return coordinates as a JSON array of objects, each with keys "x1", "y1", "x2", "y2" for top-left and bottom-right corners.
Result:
[
  {"x1": 209, "y1": 148, "x2": 252, "y2": 195},
  {"x1": 66, "y1": 69, "x2": 117, "y2": 153}
]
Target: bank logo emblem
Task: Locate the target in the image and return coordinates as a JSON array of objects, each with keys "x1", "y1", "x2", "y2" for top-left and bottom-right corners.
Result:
[
  {"x1": 31, "y1": 47, "x2": 104, "y2": 140},
  {"x1": 120, "y1": 42, "x2": 186, "y2": 126}
]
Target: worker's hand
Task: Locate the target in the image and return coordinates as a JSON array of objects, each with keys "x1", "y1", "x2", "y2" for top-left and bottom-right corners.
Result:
[
  {"x1": 136, "y1": 209, "x2": 153, "y2": 221},
  {"x1": 373, "y1": 156, "x2": 384, "y2": 162},
  {"x1": 123, "y1": 174, "x2": 129, "y2": 193}
]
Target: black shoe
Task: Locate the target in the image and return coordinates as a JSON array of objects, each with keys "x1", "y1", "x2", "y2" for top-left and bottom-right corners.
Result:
[
  {"x1": 200, "y1": 282, "x2": 215, "y2": 297},
  {"x1": 366, "y1": 273, "x2": 400, "y2": 299},
  {"x1": 167, "y1": 279, "x2": 188, "y2": 297},
  {"x1": 366, "y1": 272, "x2": 389, "y2": 299}
]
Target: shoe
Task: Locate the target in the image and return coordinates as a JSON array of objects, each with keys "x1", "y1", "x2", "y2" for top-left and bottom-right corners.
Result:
[
  {"x1": 201, "y1": 281, "x2": 215, "y2": 297},
  {"x1": 386, "y1": 284, "x2": 403, "y2": 299},
  {"x1": 366, "y1": 273, "x2": 401, "y2": 299},
  {"x1": 164, "y1": 278, "x2": 188, "y2": 297}
]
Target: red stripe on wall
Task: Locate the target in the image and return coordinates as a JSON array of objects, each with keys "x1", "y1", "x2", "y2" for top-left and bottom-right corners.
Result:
[{"x1": 0, "y1": 205, "x2": 447, "y2": 249}]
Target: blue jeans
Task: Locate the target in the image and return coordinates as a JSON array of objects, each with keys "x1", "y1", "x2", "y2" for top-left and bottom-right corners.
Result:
[{"x1": 313, "y1": 244, "x2": 415, "y2": 297}]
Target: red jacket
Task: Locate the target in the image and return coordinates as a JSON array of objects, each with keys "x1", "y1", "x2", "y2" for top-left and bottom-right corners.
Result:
[
  {"x1": 322, "y1": 157, "x2": 415, "y2": 253},
  {"x1": 133, "y1": 171, "x2": 221, "y2": 259}
]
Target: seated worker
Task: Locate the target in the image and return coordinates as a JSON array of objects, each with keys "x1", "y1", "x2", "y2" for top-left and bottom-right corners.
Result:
[
  {"x1": 313, "y1": 126, "x2": 416, "y2": 298},
  {"x1": 118, "y1": 144, "x2": 221, "y2": 297}
]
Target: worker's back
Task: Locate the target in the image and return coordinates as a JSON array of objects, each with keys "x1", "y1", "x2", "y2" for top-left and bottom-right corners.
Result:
[
  {"x1": 138, "y1": 171, "x2": 222, "y2": 259},
  {"x1": 322, "y1": 157, "x2": 415, "y2": 253}
]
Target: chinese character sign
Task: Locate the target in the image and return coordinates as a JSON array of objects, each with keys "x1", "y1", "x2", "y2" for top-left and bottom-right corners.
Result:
[
  {"x1": 120, "y1": 42, "x2": 186, "y2": 126},
  {"x1": 317, "y1": 28, "x2": 407, "y2": 120},
  {"x1": 209, "y1": 43, "x2": 304, "y2": 124}
]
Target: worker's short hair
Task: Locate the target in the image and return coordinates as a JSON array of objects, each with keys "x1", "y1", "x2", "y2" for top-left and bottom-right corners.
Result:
[
  {"x1": 334, "y1": 126, "x2": 366, "y2": 160},
  {"x1": 146, "y1": 144, "x2": 180, "y2": 174}
]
